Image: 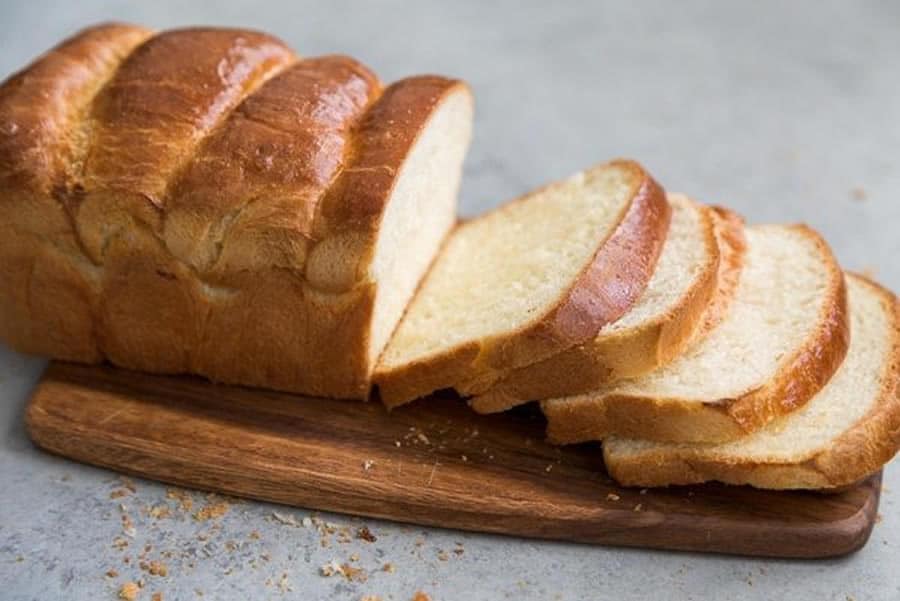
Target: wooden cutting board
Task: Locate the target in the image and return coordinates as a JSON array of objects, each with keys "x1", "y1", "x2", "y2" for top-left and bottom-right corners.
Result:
[{"x1": 26, "y1": 361, "x2": 882, "y2": 558}]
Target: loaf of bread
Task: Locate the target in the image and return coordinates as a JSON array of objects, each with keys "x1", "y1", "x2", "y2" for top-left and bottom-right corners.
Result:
[{"x1": 0, "y1": 23, "x2": 473, "y2": 398}]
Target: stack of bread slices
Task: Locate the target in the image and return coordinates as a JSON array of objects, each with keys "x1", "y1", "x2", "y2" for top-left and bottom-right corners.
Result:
[{"x1": 375, "y1": 160, "x2": 900, "y2": 491}]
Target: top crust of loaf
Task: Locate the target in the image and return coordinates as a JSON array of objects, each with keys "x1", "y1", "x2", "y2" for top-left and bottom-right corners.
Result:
[
  {"x1": 375, "y1": 160, "x2": 671, "y2": 408},
  {"x1": 603, "y1": 274, "x2": 900, "y2": 489},
  {"x1": 543, "y1": 224, "x2": 850, "y2": 444},
  {"x1": 467, "y1": 197, "x2": 746, "y2": 414},
  {"x1": 0, "y1": 23, "x2": 473, "y2": 398}
]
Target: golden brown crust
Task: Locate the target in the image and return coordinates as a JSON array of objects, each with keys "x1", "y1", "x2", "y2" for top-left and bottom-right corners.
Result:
[
  {"x1": 0, "y1": 23, "x2": 153, "y2": 195},
  {"x1": 726, "y1": 226, "x2": 849, "y2": 432},
  {"x1": 193, "y1": 76, "x2": 471, "y2": 398},
  {"x1": 806, "y1": 276, "x2": 900, "y2": 487},
  {"x1": 0, "y1": 23, "x2": 153, "y2": 361},
  {"x1": 468, "y1": 198, "x2": 734, "y2": 414},
  {"x1": 697, "y1": 206, "x2": 746, "y2": 335},
  {"x1": 544, "y1": 225, "x2": 849, "y2": 445},
  {"x1": 604, "y1": 275, "x2": 900, "y2": 490},
  {"x1": 165, "y1": 55, "x2": 382, "y2": 277},
  {"x1": 0, "y1": 24, "x2": 472, "y2": 399},
  {"x1": 376, "y1": 160, "x2": 671, "y2": 409}
]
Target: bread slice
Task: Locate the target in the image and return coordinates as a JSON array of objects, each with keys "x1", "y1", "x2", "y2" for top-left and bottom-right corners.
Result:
[
  {"x1": 467, "y1": 196, "x2": 745, "y2": 414},
  {"x1": 542, "y1": 224, "x2": 849, "y2": 444},
  {"x1": 604, "y1": 274, "x2": 900, "y2": 490},
  {"x1": 375, "y1": 160, "x2": 671, "y2": 408}
]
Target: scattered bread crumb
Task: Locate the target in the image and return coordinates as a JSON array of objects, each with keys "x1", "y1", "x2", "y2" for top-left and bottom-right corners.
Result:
[
  {"x1": 394, "y1": 441, "x2": 402, "y2": 448},
  {"x1": 194, "y1": 501, "x2": 229, "y2": 522},
  {"x1": 249, "y1": 530, "x2": 261, "y2": 540},
  {"x1": 110, "y1": 488, "x2": 132, "y2": 499},
  {"x1": 437, "y1": 550, "x2": 449, "y2": 561},
  {"x1": 426, "y1": 461, "x2": 440, "y2": 486},
  {"x1": 361, "y1": 596, "x2": 381, "y2": 601},
  {"x1": 321, "y1": 560, "x2": 367, "y2": 582},
  {"x1": 876, "y1": 514, "x2": 883, "y2": 524},
  {"x1": 106, "y1": 569, "x2": 119, "y2": 578},
  {"x1": 412, "y1": 592, "x2": 431, "y2": 601},
  {"x1": 278, "y1": 572, "x2": 292, "y2": 593},
  {"x1": 606, "y1": 493, "x2": 620, "y2": 501},
  {"x1": 147, "y1": 505, "x2": 171, "y2": 520},
  {"x1": 633, "y1": 504, "x2": 643, "y2": 512},
  {"x1": 357, "y1": 526, "x2": 377, "y2": 543},
  {"x1": 363, "y1": 460, "x2": 375, "y2": 471},
  {"x1": 146, "y1": 560, "x2": 168, "y2": 577},
  {"x1": 382, "y1": 563, "x2": 395, "y2": 573},
  {"x1": 545, "y1": 464, "x2": 553, "y2": 473},
  {"x1": 639, "y1": 489, "x2": 648, "y2": 495},
  {"x1": 119, "y1": 582, "x2": 140, "y2": 601},
  {"x1": 321, "y1": 560, "x2": 341, "y2": 577},
  {"x1": 271, "y1": 511, "x2": 303, "y2": 527},
  {"x1": 121, "y1": 514, "x2": 136, "y2": 538},
  {"x1": 342, "y1": 563, "x2": 367, "y2": 582},
  {"x1": 460, "y1": 455, "x2": 468, "y2": 462},
  {"x1": 151, "y1": 594, "x2": 162, "y2": 601},
  {"x1": 166, "y1": 488, "x2": 193, "y2": 512}
]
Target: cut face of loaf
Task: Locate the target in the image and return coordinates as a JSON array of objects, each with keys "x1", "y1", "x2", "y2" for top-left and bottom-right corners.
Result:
[
  {"x1": 468, "y1": 196, "x2": 746, "y2": 414},
  {"x1": 375, "y1": 160, "x2": 671, "y2": 408},
  {"x1": 0, "y1": 23, "x2": 473, "y2": 398},
  {"x1": 604, "y1": 274, "x2": 900, "y2": 490},
  {"x1": 543, "y1": 224, "x2": 850, "y2": 444}
]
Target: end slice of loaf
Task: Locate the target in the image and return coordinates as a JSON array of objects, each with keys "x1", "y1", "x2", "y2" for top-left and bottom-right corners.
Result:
[
  {"x1": 375, "y1": 160, "x2": 671, "y2": 408},
  {"x1": 604, "y1": 274, "x2": 900, "y2": 490},
  {"x1": 542, "y1": 224, "x2": 850, "y2": 444},
  {"x1": 467, "y1": 196, "x2": 746, "y2": 414}
]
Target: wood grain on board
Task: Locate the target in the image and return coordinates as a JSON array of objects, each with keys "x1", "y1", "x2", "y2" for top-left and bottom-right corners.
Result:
[{"x1": 26, "y1": 361, "x2": 882, "y2": 558}]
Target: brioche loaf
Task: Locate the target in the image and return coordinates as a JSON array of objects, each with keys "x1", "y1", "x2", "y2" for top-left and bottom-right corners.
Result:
[
  {"x1": 543, "y1": 224, "x2": 849, "y2": 444},
  {"x1": 604, "y1": 274, "x2": 900, "y2": 490},
  {"x1": 374, "y1": 160, "x2": 671, "y2": 408},
  {"x1": 0, "y1": 23, "x2": 473, "y2": 398},
  {"x1": 468, "y1": 196, "x2": 746, "y2": 413}
]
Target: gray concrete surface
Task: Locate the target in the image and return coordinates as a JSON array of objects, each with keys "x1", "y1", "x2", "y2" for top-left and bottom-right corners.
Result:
[{"x1": 1, "y1": 1, "x2": 899, "y2": 599}]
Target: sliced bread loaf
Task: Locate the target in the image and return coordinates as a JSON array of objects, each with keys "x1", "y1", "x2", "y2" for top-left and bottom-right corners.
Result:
[
  {"x1": 467, "y1": 196, "x2": 745, "y2": 414},
  {"x1": 604, "y1": 274, "x2": 900, "y2": 490},
  {"x1": 375, "y1": 160, "x2": 670, "y2": 408},
  {"x1": 542, "y1": 224, "x2": 849, "y2": 444}
]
